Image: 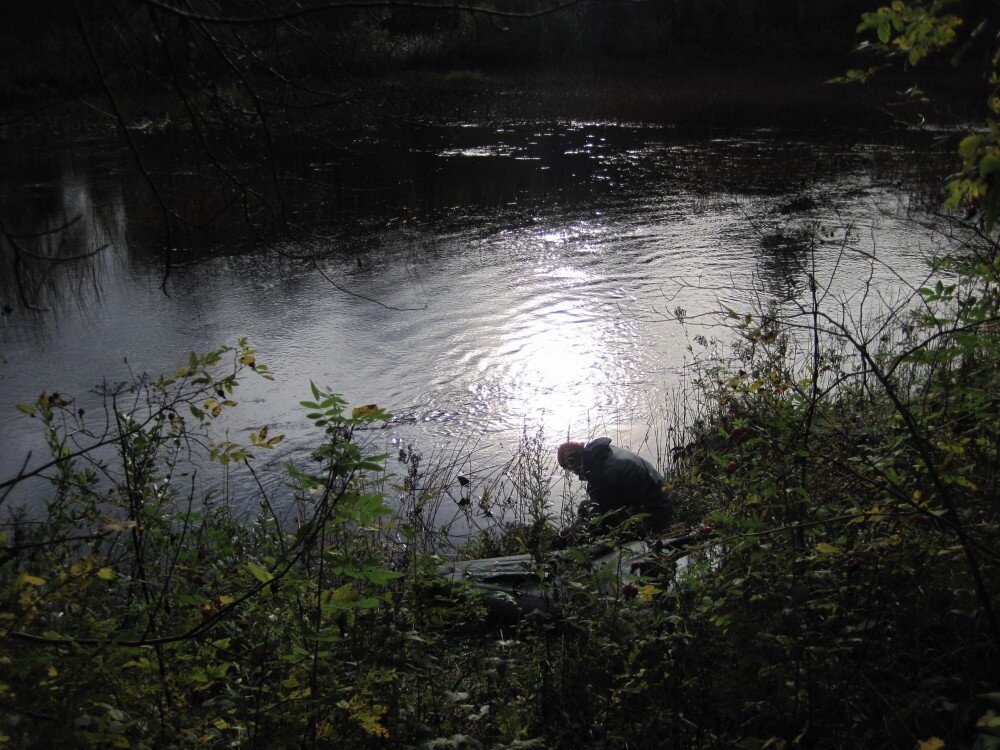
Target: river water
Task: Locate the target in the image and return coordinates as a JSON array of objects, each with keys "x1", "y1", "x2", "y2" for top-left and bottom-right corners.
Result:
[{"x1": 0, "y1": 122, "x2": 958, "y2": 526}]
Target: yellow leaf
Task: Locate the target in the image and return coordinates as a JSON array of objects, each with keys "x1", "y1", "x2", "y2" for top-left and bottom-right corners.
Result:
[
  {"x1": 101, "y1": 518, "x2": 136, "y2": 532},
  {"x1": 639, "y1": 584, "x2": 660, "y2": 603},
  {"x1": 96, "y1": 567, "x2": 116, "y2": 581},
  {"x1": 17, "y1": 574, "x2": 44, "y2": 587},
  {"x1": 212, "y1": 718, "x2": 230, "y2": 730},
  {"x1": 351, "y1": 404, "x2": 381, "y2": 420},
  {"x1": 815, "y1": 543, "x2": 841, "y2": 555},
  {"x1": 916, "y1": 738, "x2": 945, "y2": 750},
  {"x1": 977, "y1": 710, "x2": 1000, "y2": 730},
  {"x1": 219, "y1": 595, "x2": 236, "y2": 606},
  {"x1": 47, "y1": 665, "x2": 57, "y2": 677},
  {"x1": 329, "y1": 584, "x2": 358, "y2": 603}
]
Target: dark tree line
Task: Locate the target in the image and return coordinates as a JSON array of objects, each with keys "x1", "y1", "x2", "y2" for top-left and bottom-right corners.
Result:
[{"x1": 2, "y1": 0, "x2": 882, "y2": 110}]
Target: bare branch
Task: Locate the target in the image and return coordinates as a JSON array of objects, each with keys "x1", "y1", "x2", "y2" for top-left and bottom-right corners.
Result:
[{"x1": 141, "y1": 0, "x2": 592, "y2": 26}]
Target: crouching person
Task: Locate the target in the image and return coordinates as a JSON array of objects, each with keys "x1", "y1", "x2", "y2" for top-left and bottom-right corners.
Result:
[{"x1": 556, "y1": 437, "x2": 675, "y2": 544}]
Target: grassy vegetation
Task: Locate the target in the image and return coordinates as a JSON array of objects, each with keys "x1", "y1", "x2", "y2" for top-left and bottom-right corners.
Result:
[{"x1": 1, "y1": 229, "x2": 998, "y2": 748}]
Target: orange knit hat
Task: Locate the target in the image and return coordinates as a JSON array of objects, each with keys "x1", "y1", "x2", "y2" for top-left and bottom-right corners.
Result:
[{"x1": 557, "y1": 441, "x2": 585, "y2": 469}]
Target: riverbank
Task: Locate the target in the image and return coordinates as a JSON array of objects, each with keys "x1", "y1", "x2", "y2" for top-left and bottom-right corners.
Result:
[
  {"x1": 375, "y1": 61, "x2": 980, "y2": 129},
  {"x1": 1, "y1": 59, "x2": 983, "y2": 145}
]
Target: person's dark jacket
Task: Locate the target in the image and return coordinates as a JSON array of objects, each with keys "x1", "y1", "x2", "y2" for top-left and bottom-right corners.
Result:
[{"x1": 576, "y1": 437, "x2": 674, "y2": 534}]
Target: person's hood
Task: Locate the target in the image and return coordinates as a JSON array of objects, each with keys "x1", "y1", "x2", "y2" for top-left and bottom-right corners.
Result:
[{"x1": 582, "y1": 437, "x2": 612, "y2": 467}]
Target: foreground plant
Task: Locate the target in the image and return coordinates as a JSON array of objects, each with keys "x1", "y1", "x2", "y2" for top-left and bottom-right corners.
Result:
[
  {"x1": 0, "y1": 343, "x2": 441, "y2": 747},
  {"x1": 836, "y1": 0, "x2": 1000, "y2": 232}
]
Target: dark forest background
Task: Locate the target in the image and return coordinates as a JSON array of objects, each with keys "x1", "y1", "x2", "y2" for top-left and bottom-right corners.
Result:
[{"x1": 0, "y1": 0, "x2": 980, "y2": 116}]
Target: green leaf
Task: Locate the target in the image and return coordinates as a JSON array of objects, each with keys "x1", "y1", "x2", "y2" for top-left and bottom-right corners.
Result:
[
  {"x1": 361, "y1": 568, "x2": 405, "y2": 585},
  {"x1": 958, "y1": 134, "x2": 984, "y2": 161},
  {"x1": 979, "y1": 152, "x2": 1000, "y2": 178},
  {"x1": 247, "y1": 562, "x2": 273, "y2": 584}
]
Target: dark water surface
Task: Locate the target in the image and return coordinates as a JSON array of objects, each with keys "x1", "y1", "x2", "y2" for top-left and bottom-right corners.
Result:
[{"x1": 0, "y1": 122, "x2": 958, "y2": 522}]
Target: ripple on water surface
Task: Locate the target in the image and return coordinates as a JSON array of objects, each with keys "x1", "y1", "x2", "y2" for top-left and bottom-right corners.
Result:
[{"x1": 0, "y1": 125, "x2": 959, "y2": 520}]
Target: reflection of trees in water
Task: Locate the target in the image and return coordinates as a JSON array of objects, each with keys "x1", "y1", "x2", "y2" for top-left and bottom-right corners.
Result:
[
  {"x1": 720, "y1": 189, "x2": 811, "y2": 305},
  {"x1": 0, "y1": 126, "x2": 954, "y2": 324},
  {"x1": 0, "y1": 163, "x2": 127, "y2": 318},
  {"x1": 755, "y1": 225, "x2": 814, "y2": 302}
]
